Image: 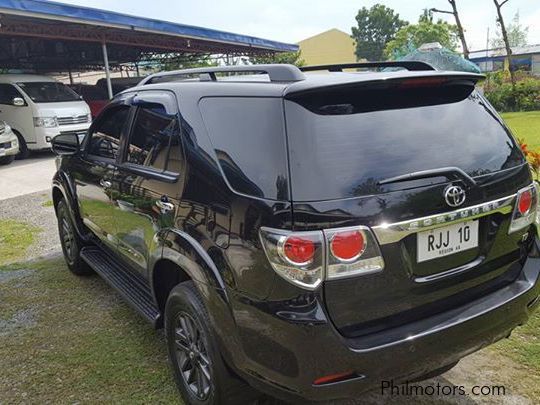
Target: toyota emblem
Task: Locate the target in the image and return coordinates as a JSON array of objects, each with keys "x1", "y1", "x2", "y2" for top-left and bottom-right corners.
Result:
[{"x1": 444, "y1": 185, "x2": 466, "y2": 207}]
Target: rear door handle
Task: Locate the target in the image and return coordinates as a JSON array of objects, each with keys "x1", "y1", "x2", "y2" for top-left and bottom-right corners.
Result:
[{"x1": 99, "y1": 179, "x2": 112, "y2": 189}]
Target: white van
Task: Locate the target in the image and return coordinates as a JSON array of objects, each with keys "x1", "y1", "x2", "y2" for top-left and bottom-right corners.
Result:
[{"x1": 0, "y1": 75, "x2": 91, "y2": 158}]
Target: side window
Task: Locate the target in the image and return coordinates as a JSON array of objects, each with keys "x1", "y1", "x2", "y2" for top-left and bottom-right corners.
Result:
[
  {"x1": 87, "y1": 106, "x2": 129, "y2": 160},
  {"x1": 126, "y1": 105, "x2": 179, "y2": 172},
  {"x1": 0, "y1": 84, "x2": 24, "y2": 105}
]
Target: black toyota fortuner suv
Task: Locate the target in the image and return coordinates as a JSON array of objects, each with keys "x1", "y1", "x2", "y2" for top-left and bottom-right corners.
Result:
[{"x1": 51, "y1": 63, "x2": 540, "y2": 404}]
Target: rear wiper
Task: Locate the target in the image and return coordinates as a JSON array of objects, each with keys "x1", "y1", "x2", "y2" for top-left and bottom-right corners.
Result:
[{"x1": 377, "y1": 167, "x2": 477, "y2": 187}]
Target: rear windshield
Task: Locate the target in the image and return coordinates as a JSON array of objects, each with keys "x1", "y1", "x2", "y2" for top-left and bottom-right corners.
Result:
[
  {"x1": 285, "y1": 88, "x2": 524, "y2": 201},
  {"x1": 18, "y1": 82, "x2": 80, "y2": 103}
]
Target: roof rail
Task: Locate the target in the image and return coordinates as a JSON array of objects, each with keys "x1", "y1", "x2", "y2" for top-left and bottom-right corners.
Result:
[
  {"x1": 300, "y1": 61, "x2": 436, "y2": 72},
  {"x1": 139, "y1": 64, "x2": 306, "y2": 85}
]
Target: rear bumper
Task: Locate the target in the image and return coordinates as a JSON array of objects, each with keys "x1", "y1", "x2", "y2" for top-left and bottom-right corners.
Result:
[{"x1": 229, "y1": 244, "x2": 540, "y2": 402}]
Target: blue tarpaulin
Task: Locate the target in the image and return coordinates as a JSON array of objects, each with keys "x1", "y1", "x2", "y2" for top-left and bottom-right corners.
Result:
[{"x1": 0, "y1": 0, "x2": 298, "y2": 52}]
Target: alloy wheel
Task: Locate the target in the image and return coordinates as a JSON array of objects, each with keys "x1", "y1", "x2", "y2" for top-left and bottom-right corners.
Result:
[
  {"x1": 174, "y1": 312, "x2": 212, "y2": 400},
  {"x1": 61, "y1": 215, "x2": 75, "y2": 261}
]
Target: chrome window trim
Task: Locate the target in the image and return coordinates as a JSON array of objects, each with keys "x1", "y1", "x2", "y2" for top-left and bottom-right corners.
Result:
[{"x1": 372, "y1": 193, "x2": 517, "y2": 245}]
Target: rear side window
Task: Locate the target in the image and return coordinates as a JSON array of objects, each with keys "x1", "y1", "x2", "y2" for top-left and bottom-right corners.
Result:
[
  {"x1": 200, "y1": 97, "x2": 289, "y2": 200},
  {"x1": 126, "y1": 105, "x2": 179, "y2": 172},
  {"x1": 285, "y1": 88, "x2": 524, "y2": 201},
  {"x1": 87, "y1": 106, "x2": 129, "y2": 160}
]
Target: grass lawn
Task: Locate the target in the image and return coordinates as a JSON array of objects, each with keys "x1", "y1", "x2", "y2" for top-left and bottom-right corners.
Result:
[
  {"x1": 501, "y1": 111, "x2": 540, "y2": 149},
  {"x1": 0, "y1": 258, "x2": 181, "y2": 404},
  {"x1": 0, "y1": 219, "x2": 41, "y2": 266}
]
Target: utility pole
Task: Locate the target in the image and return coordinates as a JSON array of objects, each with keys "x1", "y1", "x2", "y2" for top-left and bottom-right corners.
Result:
[
  {"x1": 493, "y1": 0, "x2": 516, "y2": 92},
  {"x1": 431, "y1": 0, "x2": 469, "y2": 59}
]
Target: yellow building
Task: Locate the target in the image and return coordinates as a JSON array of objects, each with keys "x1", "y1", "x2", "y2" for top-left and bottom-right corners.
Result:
[{"x1": 297, "y1": 29, "x2": 357, "y2": 65}]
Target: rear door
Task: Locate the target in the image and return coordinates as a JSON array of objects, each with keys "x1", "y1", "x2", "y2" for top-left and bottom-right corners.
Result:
[
  {"x1": 284, "y1": 75, "x2": 531, "y2": 336},
  {"x1": 74, "y1": 103, "x2": 131, "y2": 250},
  {"x1": 111, "y1": 91, "x2": 184, "y2": 277}
]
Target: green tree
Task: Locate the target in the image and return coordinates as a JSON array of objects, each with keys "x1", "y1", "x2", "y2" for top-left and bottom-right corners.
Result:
[
  {"x1": 384, "y1": 12, "x2": 458, "y2": 59},
  {"x1": 491, "y1": 11, "x2": 528, "y2": 48},
  {"x1": 250, "y1": 51, "x2": 304, "y2": 66},
  {"x1": 351, "y1": 4, "x2": 408, "y2": 61}
]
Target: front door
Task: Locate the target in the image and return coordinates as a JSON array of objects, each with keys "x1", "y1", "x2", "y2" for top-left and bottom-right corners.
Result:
[
  {"x1": 74, "y1": 104, "x2": 131, "y2": 249},
  {"x1": 111, "y1": 94, "x2": 184, "y2": 276},
  {"x1": 0, "y1": 83, "x2": 33, "y2": 144}
]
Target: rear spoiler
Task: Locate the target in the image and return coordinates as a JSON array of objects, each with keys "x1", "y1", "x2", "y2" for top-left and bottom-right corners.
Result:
[
  {"x1": 283, "y1": 71, "x2": 485, "y2": 98},
  {"x1": 300, "y1": 61, "x2": 436, "y2": 72}
]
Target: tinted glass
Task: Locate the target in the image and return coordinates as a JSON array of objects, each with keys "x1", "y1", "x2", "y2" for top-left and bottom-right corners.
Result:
[
  {"x1": 285, "y1": 91, "x2": 524, "y2": 201},
  {"x1": 77, "y1": 85, "x2": 107, "y2": 101},
  {"x1": 87, "y1": 106, "x2": 129, "y2": 160},
  {"x1": 126, "y1": 106, "x2": 178, "y2": 171},
  {"x1": 17, "y1": 82, "x2": 80, "y2": 103},
  {"x1": 0, "y1": 84, "x2": 23, "y2": 105},
  {"x1": 200, "y1": 97, "x2": 289, "y2": 200}
]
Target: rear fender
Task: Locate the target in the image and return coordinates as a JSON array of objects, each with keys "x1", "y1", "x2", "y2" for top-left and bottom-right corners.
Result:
[{"x1": 150, "y1": 229, "x2": 251, "y2": 369}]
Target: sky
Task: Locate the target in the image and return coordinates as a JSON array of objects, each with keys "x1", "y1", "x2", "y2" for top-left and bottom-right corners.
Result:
[{"x1": 57, "y1": 0, "x2": 540, "y2": 51}]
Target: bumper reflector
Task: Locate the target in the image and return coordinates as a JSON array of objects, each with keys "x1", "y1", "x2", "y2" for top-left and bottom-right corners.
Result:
[{"x1": 313, "y1": 371, "x2": 356, "y2": 386}]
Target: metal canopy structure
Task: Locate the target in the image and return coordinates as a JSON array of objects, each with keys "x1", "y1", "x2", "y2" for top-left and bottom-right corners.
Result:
[{"x1": 0, "y1": 0, "x2": 298, "y2": 96}]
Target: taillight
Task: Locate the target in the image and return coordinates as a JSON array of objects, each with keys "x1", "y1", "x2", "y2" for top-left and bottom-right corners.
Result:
[
  {"x1": 260, "y1": 225, "x2": 384, "y2": 290},
  {"x1": 325, "y1": 226, "x2": 384, "y2": 280},
  {"x1": 282, "y1": 236, "x2": 316, "y2": 265},
  {"x1": 259, "y1": 228, "x2": 324, "y2": 290},
  {"x1": 330, "y1": 230, "x2": 365, "y2": 261},
  {"x1": 518, "y1": 189, "x2": 532, "y2": 215},
  {"x1": 509, "y1": 184, "x2": 538, "y2": 234}
]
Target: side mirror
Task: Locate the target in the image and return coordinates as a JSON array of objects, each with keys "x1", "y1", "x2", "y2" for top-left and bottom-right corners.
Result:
[
  {"x1": 51, "y1": 132, "x2": 80, "y2": 156},
  {"x1": 12, "y1": 97, "x2": 25, "y2": 107}
]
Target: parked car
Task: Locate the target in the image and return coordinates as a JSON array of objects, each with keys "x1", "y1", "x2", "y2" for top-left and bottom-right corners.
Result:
[
  {"x1": 69, "y1": 78, "x2": 144, "y2": 119},
  {"x1": 0, "y1": 120, "x2": 19, "y2": 165},
  {"x1": 69, "y1": 84, "x2": 109, "y2": 119},
  {"x1": 51, "y1": 63, "x2": 540, "y2": 404},
  {"x1": 0, "y1": 74, "x2": 91, "y2": 159}
]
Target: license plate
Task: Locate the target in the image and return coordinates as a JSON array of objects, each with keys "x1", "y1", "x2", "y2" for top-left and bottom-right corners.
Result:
[
  {"x1": 417, "y1": 220, "x2": 478, "y2": 262},
  {"x1": 0, "y1": 148, "x2": 5, "y2": 156}
]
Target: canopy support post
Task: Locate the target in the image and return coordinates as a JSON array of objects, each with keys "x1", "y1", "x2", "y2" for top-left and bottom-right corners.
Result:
[{"x1": 102, "y1": 42, "x2": 113, "y2": 99}]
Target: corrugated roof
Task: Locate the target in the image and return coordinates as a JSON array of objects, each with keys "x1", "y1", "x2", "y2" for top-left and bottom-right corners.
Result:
[
  {"x1": 0, "y1": 0, "x2": 298, "y2": 52},
  {"x1": 470, "y1": 44, "x2": 540, "y2": 59}
]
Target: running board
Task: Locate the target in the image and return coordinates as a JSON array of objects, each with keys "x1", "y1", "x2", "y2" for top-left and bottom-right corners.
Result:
[{"x1": 80, "y1": 246, "x2": 161, "y2": 328}]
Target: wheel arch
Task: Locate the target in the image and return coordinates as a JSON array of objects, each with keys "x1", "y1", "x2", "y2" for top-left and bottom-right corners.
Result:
[
  {"x1": 150, "y1": 230, "x2": 231, "y2": 323},
  {"x1": 52, "y1": 171, "x2": 90, "y2": 242}
]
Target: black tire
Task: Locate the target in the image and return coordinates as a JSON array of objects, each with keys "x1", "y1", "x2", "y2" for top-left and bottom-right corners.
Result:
[
  {"x1": 165, "y1": 281, "x2": 259, "y2": 405},
  {"x1": 57, "y1": 199, "x2": 93, "y2": 275},
  {"x1": 0, "y1": 155, "x2": 15, "y2": 165},
  {"x1": 14, "y1": 131, "x2": 30, "y2": 160}
]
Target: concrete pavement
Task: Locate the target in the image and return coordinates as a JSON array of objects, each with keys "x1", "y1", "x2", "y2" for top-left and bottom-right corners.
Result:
[{"x1": 0, "y1": 153, "x2": 56, "y2": 201}]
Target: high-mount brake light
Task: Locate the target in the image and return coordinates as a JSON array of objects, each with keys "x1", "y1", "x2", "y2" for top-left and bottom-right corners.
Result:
[
  {"x1": 398, "y1": 77, "x2": 448, "y2": 89},
  {"x1": 509, "y1": 184, "x2": 538, "y2": 234}
]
